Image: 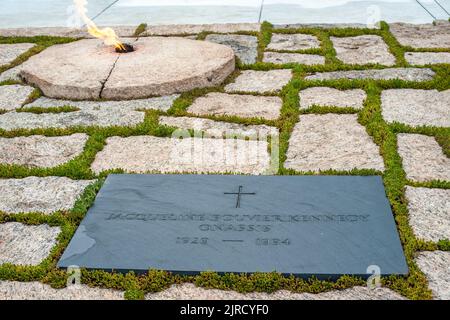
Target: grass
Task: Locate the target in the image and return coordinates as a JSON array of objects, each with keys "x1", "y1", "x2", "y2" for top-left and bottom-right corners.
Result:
[{"x1": 0, "y1": 21, "x2": 448, "y2": 300}]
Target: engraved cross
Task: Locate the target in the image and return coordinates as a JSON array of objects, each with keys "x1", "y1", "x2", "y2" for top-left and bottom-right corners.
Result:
[{"x1": 224, "y1": 185, "x2": 256, "y2": 208}]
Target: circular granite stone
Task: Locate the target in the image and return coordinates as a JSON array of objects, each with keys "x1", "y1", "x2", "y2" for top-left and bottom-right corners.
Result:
[{"x1": 20, "y1": 37, "x2": 235, "y2": 100}]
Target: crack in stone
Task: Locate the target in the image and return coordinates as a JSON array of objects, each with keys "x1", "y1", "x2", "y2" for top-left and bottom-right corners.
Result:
[
  {"x1": 99, "y1": 38, "x2": 139, "y2": 99},
  {"x1": 99, "y1": 55, "x2": 121, "y2": 99}
]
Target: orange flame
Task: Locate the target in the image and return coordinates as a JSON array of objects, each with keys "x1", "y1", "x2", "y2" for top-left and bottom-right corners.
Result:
[{"x1": 74, "y1": 0, "x2": 124, "y2": 50}]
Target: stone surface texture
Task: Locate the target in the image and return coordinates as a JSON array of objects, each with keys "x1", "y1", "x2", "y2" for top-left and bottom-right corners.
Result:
[
  {"x1": 389, "y1": 22, "x2": 450, "y2": 48},
  {"x1": 104, "y1": 37, "x2": 235, "y2": 100},
  {"x1": 0, "y1": 26, "x2": 136, "y2": 38},
  {"x1": 381, "y1": 89, "x2": 450, "y2": 127},
  {"x1": 0, "y1": 43, "x2": 35, "y2": 66},
  {"x1": 25, "y1": 95, "x2": 178, "y2": 112},
  {"x1": 299, "y1": 87, "x2": 366, "y2": 110},
  {"x1": 267, "y1": 33, "x2": 321, "y2": 51},
  {"x1": 0, "y1": 177, "x2": 93, "y2": 214},
  {"x1": 188, "y1": 93, "x2": 282, "y2": 120},
  {"x1": 397, "y1": 134, "x2": 450, "y2": 182},
  {"x1": 159, "y1": 116, "x2": 278, "y2": 138},
  {"x1": 263, "y1": 52, "x2": 325, "y2": 65},
  {"x1": 405, "y1": 186, "x2": 450, "y2": 243},
  {"x1": 273, "y1": 23, "x2": 379, "y2": 30},
  {"x1": 305, "y1": 68, "x2": 435, "y2": 81},
  {"x1": 0, "y1": 133, "x2": 88, "y2": 168},
  {"x1": 146, "y1": 283, "x2": 405, "y2": 300},
  {"x1": 225, "y1": 70, "x2": 292, "y2": 94},
  {"x1": 0, "y1": 222, "x2": 60, "y2": 265},
  {"x1": 285, "y1": 114, "x2": 384, "y2": 172},
  {"x1": 0, "y1": 109, "x2": 143, "y2": 131},
  {"x1": 405, "y1": 52, "x2": 450, "y2": 65},
  {"x1": 416, "y1": 251, "x2": 450, "y2": 300},
  {"x1": 331, "y1": 35, "x2": 396, "y2": 66},
  {"x1": 0, "y1": 64, "x2": 24, "y2": 82},
  {"x1": 205, "y1": 34, "x2": 258, "y2": 65},
  {"x1": 0, "y1": 95, "x2": 178, "y2": 130},
  {"x1": 0, "y1": 282, "x2": 124, "y2": 300},
  {"x1": 0, "y1": 85, "x2": 34, "y2": 111},
  {"x1": 20, "y1": 37, "x2": 235, "y2": 100},
  {"x1": 91, "y1": 136, "x2": 270, "y2": 175},
  {"x1": 142, "y1": 23, "x2": 261, "y2": 36}
]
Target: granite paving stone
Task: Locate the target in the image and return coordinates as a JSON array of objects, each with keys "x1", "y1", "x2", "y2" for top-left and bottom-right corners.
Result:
[
  {"x1": 381, "y1": 89, "x2": 450, "y2": 128},
  {"x1": 390, "y1": 22, "x2": 450, "y2": 49},
  {"x1": 0, "y1": 133, "x2": 88, "y2": 168},
  {"x1": 331, "y1": 35, "x2": 396, "y2": 66},
  {"x1": 0, "y1": 281, "x2": 124, "y2": 300},
  {"x1": 205, "y1": 34, "x2": 258, "y2": 65},
  {"x1": 225, "y1": 70, "x2": 292, "y2": 94},
  {"x1": 299, "y1": 87, "x2": 366, "y2": 110},
  {"x1": 0, "y1": 43, "x2": 35, "y2": 66},
  {"x1": 187, "y1": 93, "x2": 282, "y2": 120},
  {"x1": 0, "y1": 222, "x2": 60, "y2": 265},
  {"x1": 263, "y1": 52, "x2": 325, "y2": 65},
  {"x1": 146, "y1": 283, "x2": 405, "y2": 300},
  {"x1": 0, "y1": 85, "x2": 34, "y2": 111},
  {"x1": 397, "y1": 133, "x2": 450, "y2": 182},
  {"x1": 405, "y1": 52, "x2": 450, "y2": 65},
  {"x1": 0, "y1": 177, "x2": 94, "y2": 214},
  {"x1": 267, "y1": 33, "x2": 321, "y2": 51},
  {"x1": 159, "y1": 116, "x2": 278, "y2": 138},
  {"x1": 405, "y1": 186, "x2": 450, "y2": 243},
  {"x1": 416, "y1": 251, "x2": 450, "y2": 300},
  {"x1": 91, "y1": 136, "x2": 270, "y2": 175},
  {"x1": 285, "y1": 114, "x2": 384, "y2": 172},
  {"x1": 305, "y1": 68, "x2": 435, "y2": 81},
  {"x1": 142, "y1": 23, "x2": 261, "y2": 36}
]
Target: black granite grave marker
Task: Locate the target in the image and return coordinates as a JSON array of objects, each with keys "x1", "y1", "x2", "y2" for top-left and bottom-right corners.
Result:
[{"x1": 58, "y1": 174, "x2": 408, "y2": 279}]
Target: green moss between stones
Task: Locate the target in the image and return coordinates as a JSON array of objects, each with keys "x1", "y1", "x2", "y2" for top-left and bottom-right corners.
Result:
[{"x1": 0, "y1": 21, "x2": 448, "y2": 300}]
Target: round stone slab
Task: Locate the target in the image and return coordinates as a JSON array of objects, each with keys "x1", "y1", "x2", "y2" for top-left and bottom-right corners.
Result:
[{"x1": 20, "y1": 37, "x2": 235, "y2": 100}]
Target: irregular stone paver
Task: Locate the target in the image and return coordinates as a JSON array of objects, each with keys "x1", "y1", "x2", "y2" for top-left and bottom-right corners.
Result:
[
  {"x1": 0, "y1": 26, "x2": 136, "y2": 38},
  {"x1": 159, "y1": 116, "x2": 278, "y2": 139},
  {"x1": 397, "y1": 134, "x2": 450, "y2": 182},
  {"x1": 389, "y1": 22, "x2": 450, "y2": 49},
  {"x1": 0, "y1": 177, "x2": 94, "y2": 214},
  {"x1": 91, "y1": 136, "x2": 270, "y2": 175},
  {"x1": 0, "y1": 95, "x2": 178, "y2": 131},
  {"x1": 0, "y1": 133, "x2": 88, "y2": 168},
  {"x1": 0, "y1": 282, "x2": 124, "y2": 300},
  {"x1": 273, "y1": 23, "x2": 378, "y2": 30},
  {"x1": 331, "y1": 35, "x2": 396, "y2": 66},
  {"x1": 0, "y1": 85, "x2": 34, "y2": 111},
  {"x1": 0, "y1": 43, "x2": 35, "y2": 66},
  {"x1": 299, "y1": 87, "x2": 366, "y2": 110},
  {"x1": 0, "y1": 109, "x2": 143, "y2": 131},
  {"x1": 142, "y1": 23, "x2": 261, "y2": 36},
  {"x1": 416, "y1": 251, "x2": 450, "y2": 300},
  {"x1": 263, "y1": 52, "x2": 325, "y2": 65},
  {"x1": 405, "y1": 187, "x2": 450, "y2": 243},
  {"x1": 405, "y1": 52, "x2": 450, "y2": 65},
  {"x1": 25, "y1": 95, "x2": 179, "y2": 112},
  {"x1": 188, "y1": 93, "x2": 282, "y2": 120},
  {"x1": 0, "y1": 64, "x2": 24, "y2": 82},
  {"x1": 205, "y1": 34, "x2": 257, "y2": 65},
  {"x1": 305, "y1": 68, "x2": 435, "y2": 81},
  {"x1": 381, "y1": 89, "x2": 450, "y2": 128},
  {"x1": 146, "y1": 283, "x2": 405, "y2": 300},
  {"x1": 285, "y1": 114, "x2": 384, "y2": 172},
  {"x1": 0, "y1": 222, "x2": 60, "y2": 265},
  {"x1": 21, "y1": 38, "x2": 235, "y2": 100},
  {"x1": 225, "y1": 70, "x2": 292, "y2": 94},
  {"x1": 267, "y1": 33, "x2": 321, "y2": 51}
]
